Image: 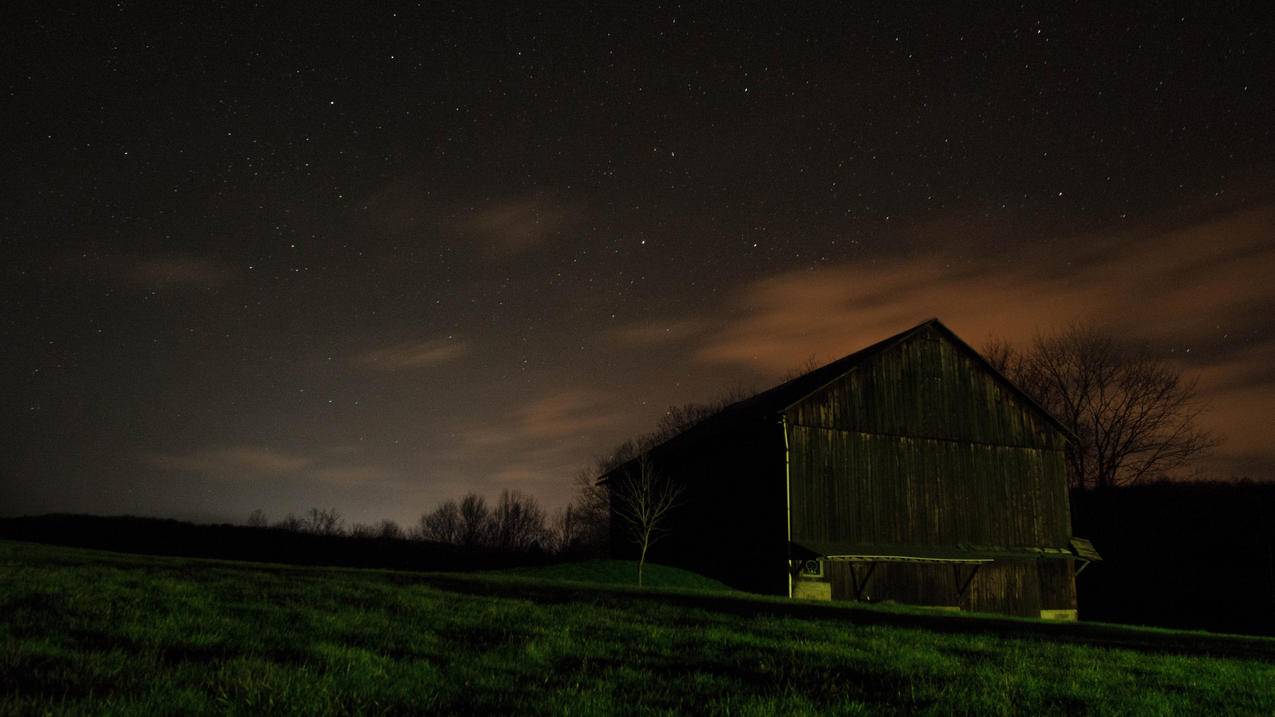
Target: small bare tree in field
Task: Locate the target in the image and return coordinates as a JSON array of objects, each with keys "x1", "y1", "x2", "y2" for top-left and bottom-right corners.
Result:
[{"x1": 611, "y1": 455, "x2": 685, "y2": 587}]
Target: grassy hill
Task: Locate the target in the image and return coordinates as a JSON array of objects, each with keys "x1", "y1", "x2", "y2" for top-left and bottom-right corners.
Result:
[
  {"x1": 2, "y1": 540, "x2": 1274, "y2": 715},
  {"x1": 495, "y1": 559, "x2": 734, "y2": 591}
]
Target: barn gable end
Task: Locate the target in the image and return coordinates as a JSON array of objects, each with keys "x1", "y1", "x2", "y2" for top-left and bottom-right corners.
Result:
[{"x1": 785, "y1": 322, "x2": 1068, "y2": 450}]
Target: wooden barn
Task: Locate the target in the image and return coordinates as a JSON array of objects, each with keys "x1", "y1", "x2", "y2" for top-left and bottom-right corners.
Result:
[{"x1": 602, "y1": 319, "x2": 1100, "y2": 619}]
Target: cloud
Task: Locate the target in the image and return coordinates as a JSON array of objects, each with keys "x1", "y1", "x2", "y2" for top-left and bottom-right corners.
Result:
[
  {"x1": 355, "y1": 338, "x2": 469, "y2": 370},
  {"x1": 141, "y1": 445, "x2": 314, "y2": 477},
  {"x1": 688, "y1": 202, "x2": 1275, "y2": 478},
  {"x1": 141, "y1": 445, "x2": 399, "y2": 486},
  {"x1": 454, "y1": 197, "x2": 573, "y2": 255},
  {"x1": 696, "y1": 204, "x2": 1275, "y2": 374},
  {"x1": 515, "y1": 390, "x2": 623, "y2": 440},
  {"x1": 311, "y1": 465, "x2": 401, "y2": 486},
  {"x1": 439, "y1": 387, "x2": 627, "y2": 505},
  {"x1": 124, "y1": 254, "x2": 240, "y2": 289},
  {"x1": 607, "y1": 318, "x2": 708, "y2": 347}
]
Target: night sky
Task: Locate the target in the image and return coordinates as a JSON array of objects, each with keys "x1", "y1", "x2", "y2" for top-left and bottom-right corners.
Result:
[{"x1": 4, "y1": 4, "x2": 1273, "y2": 527}]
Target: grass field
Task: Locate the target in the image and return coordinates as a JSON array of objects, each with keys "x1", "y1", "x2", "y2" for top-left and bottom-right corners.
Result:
[
  {"x1": 3, "y1": 540, "x2": 1274, "y2": 715},
  {"x1": 496, "y1": 559, "x2": 734, "y2": 591}
]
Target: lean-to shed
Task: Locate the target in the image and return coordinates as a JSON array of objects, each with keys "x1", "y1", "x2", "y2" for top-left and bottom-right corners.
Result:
[{"x1": 602, "y1": 319, "x2": 1099, "y2": 619}]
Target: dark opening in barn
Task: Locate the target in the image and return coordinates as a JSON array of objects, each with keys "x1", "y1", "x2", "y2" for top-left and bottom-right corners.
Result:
[{"x1": 602, "y1": 319, "x2": 1100, "y2": 619}]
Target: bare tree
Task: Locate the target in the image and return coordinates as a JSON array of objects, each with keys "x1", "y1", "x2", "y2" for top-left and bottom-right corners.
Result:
[
  {"x1": 490, "y1": 490, "x2": 548, "y2": 551},
  {"x1": 457, "y1": 493, "x2": 492, "y2": 547},
  {"x1": 304, "y1": 507, "x2": 345, "y2": 536},
  {"x1": 418, "y1": 500, "x2": 463, "y2": 544},
  {"x1": 246, "y1": 509, "x2": 268, "y2": 528},
  {"x1": 780, "y1": 354, "x2": 822, "y2": 382},
  {"x1": 565, "y1": 467, "x2": 611, "y2": 555},
  {"x1": 349, "y1": 522, "x2": 376, "y2": 539},
  {"x1": 274, "y1": 513, "x2": 305, "y2": 532},
  {"x1": 987, "y1": 323, "x2": 1217, "y2": 490},
  {"x1": 611, "y1": 454, "x2": 685, "y2": 586},
  {"x1": 549, "y1": 504, "x2": 579, "y2": 555},
  {"x1": 571, "y1": 383, "x2": 764, "y2": 559},
  {"x1": 376, "y1": 519, "x2": 403, "y2": 540},
  {"x1": 982, "y1": 336, "x2": 1023, "y2": 378}
]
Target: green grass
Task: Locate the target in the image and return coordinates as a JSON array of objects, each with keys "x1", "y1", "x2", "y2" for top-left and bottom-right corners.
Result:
[
  {"x1": 3, "y1": 540, "x2": 1274, "y2": 715},
  {"x1": 496, "y1": 559, "x2": 734, "y2": 591}
]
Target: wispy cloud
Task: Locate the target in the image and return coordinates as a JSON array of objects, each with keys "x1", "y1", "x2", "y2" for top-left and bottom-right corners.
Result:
[
  {"x1": 607, "y1": 318, "x2": 708, "y2": 347},
  {"x1": 311, "y1": 465, "x2": 400, "y2": 486},
  {"x1": 124, "y1": 254, "x2": 240, "y2": 289},
  {"x1": 515, "y1": 390, "x2": 623, "y2": 440},
  {"x1": 454, "y1": 196, "x2": 573, "y2": 255},
  {"x1": 141, "y1": 445, "x2": 313, "y2": 477},
  {"x1": 141, "y1": 445, "x2": 400, "y2": 486},
  {"x1": 355, "y1": 337, "x2": 469, "y2": 371},
  {"x1": 440, "y1": 387, "x2": 626, "y2": 503},
  {"x1": 696, "y1": 204, "x2": 1275, "y2": 374}
]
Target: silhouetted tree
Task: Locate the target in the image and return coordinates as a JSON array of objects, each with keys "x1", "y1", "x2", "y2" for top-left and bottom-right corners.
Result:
[
  {"x1": 418, "y1": 500, "x2": 463, "y2": 544},
  {"x1": 376, "y1": 519, "x2": 403, "y2": 540},
  {"x1": 985, "y1": 323, "x2": 1217, "y2": 490},
  {"x1": 572, "y1": 383, "x2": 762, "y2": 558},
  {"x1": 274, "y1": 513, "x2": 305, "y2": 532},
  {"x1": 564, "y1": 468, "x2": 610, "y2": 556},
  {"x1": 246, "y1": 509, "x2": 268, "y2": 528},
  {"x1": 611, "y1": 454, "x2": 684, "y2": 586},
  {"x1": 457, "y1": 493, "x2": 491, "y2": 547},
  {"x1": 548, "y1": 505, "x2": 579, "y2": 555},
  {"x1": 419, "y1": 493, "x2": 496, "y2": 547},
  {"x1": 304, "y1": 507, "x2": 345, "y2": 535},
  {"x1": 349, "y1": 522, "x2": 376, "y2": 539},
  {"x1": 490, "y1": 490, "x2": 547, "y2": 551}
]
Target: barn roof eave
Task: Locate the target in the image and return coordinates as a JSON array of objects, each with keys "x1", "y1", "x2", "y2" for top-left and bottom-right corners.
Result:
[{"x1": 791, "y1": 540, "x2": 1083, "y2": 563}]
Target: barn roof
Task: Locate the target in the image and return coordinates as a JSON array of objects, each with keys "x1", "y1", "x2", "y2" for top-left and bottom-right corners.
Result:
[{"x1": 600, "y1": 318, "x2": 1073, "y2": 481}]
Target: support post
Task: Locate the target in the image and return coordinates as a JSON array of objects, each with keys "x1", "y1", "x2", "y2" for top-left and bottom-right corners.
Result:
[
  {"x1": 953, "y1": 563, "x2": 981, "y2": 603},
  {"x1": 782, "y1": 415, "x2": 793, "y2": 598}
]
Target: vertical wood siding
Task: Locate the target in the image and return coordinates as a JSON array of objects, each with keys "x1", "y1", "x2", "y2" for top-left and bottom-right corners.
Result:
[
  {"x1": 826, "y1": 560, "x2": 1076, "y2": 616},
  {"x1": 789, "y1": 328, "x2": 1066, "y2": 450},
  {"x1": 787, "y1": 327, "x2": 1076, "y2": 614},
  {"x1": 788, "y1": 426, "x2": 1070, "y2": 547}
]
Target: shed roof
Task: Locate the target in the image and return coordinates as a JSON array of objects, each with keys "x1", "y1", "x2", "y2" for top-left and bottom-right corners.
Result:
[{"x1": 600, "y1": 318, "x2": 1074, "y2": 482}]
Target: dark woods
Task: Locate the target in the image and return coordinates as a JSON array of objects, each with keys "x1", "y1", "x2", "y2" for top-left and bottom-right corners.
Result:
[
  {"x1": 0, "y1": 513, "x2": 544, "y2": 573},
  {"x1": 0, "y1": 491, "x2": 578, "y2": 574},
  {"x1": 1072, "y1": 481, "x2": 1275, "y2": 636}
]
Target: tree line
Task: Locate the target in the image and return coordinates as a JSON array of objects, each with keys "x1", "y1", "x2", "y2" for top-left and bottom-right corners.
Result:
[{"x1": 248, "y1": 490, "x2": 598, "y2": 556}]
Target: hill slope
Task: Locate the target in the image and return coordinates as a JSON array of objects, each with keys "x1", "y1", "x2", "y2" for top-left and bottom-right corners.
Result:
[
  {"x1": 494, "y1": 559, "x2": 734, "y2": 591},
  {"x1": 2, "y1": 540, "x2": 1273, "y2": 715}
]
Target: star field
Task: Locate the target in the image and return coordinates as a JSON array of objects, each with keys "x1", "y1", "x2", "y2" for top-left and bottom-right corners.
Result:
[{"x1": 2, "y1": 4, "x2": 1273, "y2": 525}]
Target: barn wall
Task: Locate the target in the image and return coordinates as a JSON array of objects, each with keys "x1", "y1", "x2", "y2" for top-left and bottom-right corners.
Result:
[
  {"x1": 787, "y1": 426, "x2": 1071, "y2": 548},
  {"x1": 609, "y1": 421, "x2": 789, "y2": 595}
]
